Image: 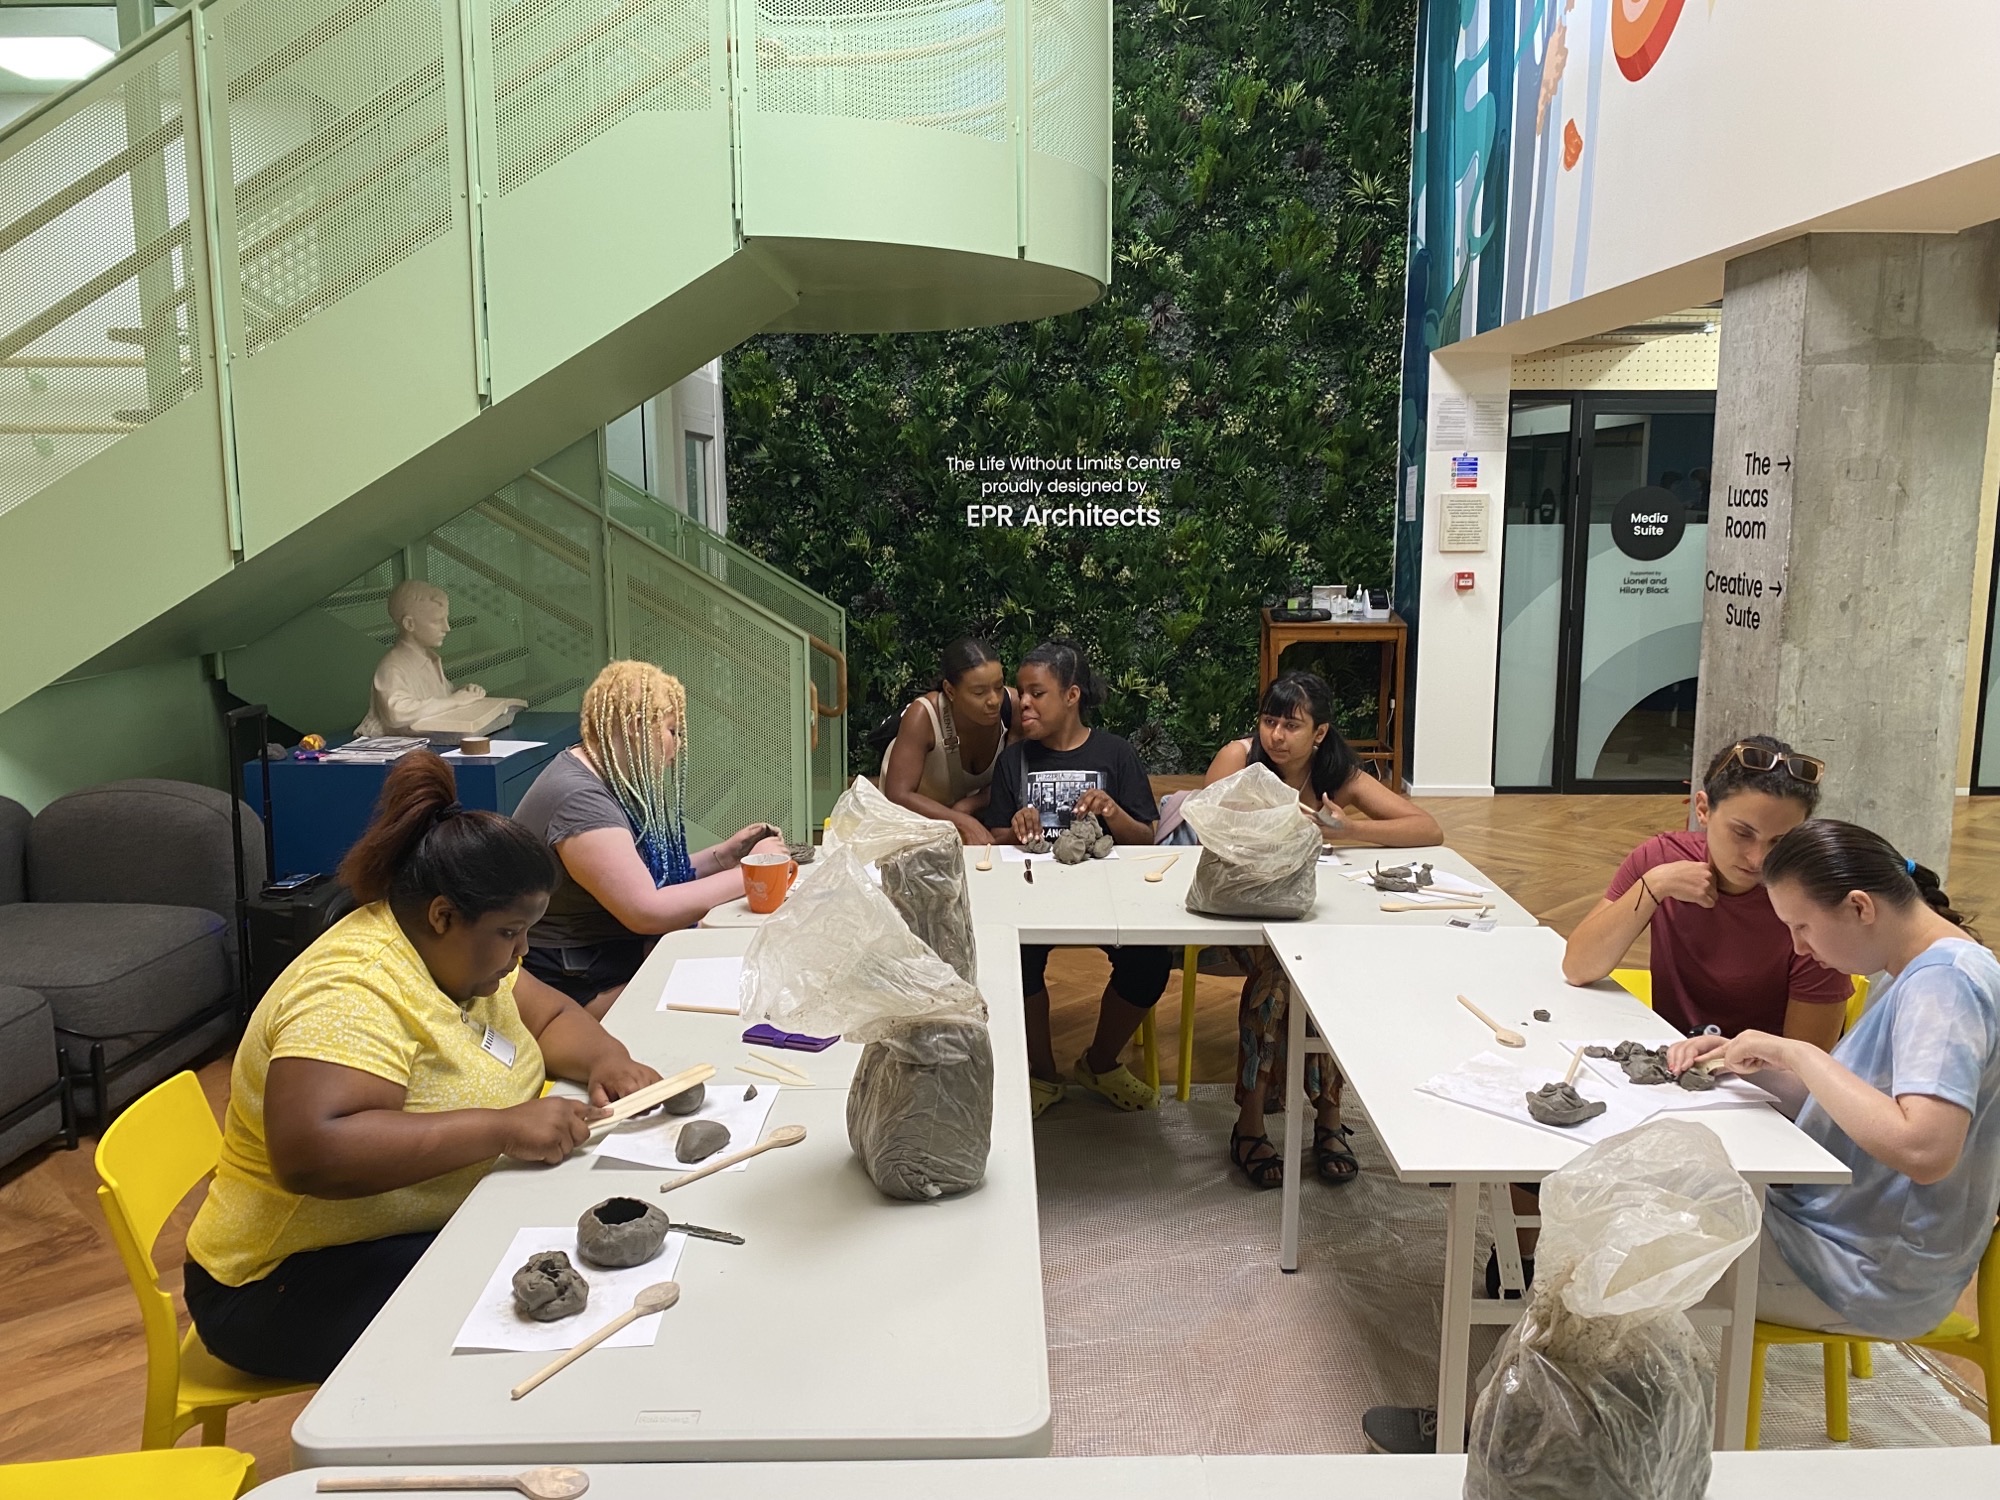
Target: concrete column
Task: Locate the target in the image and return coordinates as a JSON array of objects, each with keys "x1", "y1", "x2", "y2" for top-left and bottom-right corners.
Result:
[{"x1": 1692, "y1": 228, "x2": 2000, "y2": 874}]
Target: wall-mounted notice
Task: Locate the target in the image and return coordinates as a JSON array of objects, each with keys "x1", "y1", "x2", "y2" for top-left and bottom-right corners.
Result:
[
  {"x1": 1431, "y1": 396, "x2": 1506, "y2": 450},
  {"x1": 1403, "y1": 465, "x2": 1419, "y2": 522},
  {"x1": 1438, "y1": 492, "x2": 1490, "y2": 552},
  {"x1": 1451, "y1": 453, "x2": 1480, "y2": 488}
]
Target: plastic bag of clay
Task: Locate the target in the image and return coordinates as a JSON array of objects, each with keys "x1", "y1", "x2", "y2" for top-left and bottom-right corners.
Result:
[
  {"x1": 846, "y1": 1017, "x2": 995, "y2": 1200},
  {"x1": 1180, "y1": 763, "x2": 1322, "y2": 919},
  {"x1": 1464, "y1": 1118, "x2": 1761, "y2": 1500},
  {"x1": 827, "y1": 776, "x2": 977, "y2": 982},
  {"x1": 740, "y1": 845, "x2": 987, "y2": 1045}
]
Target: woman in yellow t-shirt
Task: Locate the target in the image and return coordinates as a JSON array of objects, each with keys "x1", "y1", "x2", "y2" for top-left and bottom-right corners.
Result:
[{"x1": 184, "y1": 751, "x2": 661, "y2": 1382}]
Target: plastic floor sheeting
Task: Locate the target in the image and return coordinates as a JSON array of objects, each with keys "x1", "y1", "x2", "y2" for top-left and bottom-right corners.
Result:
[{"x1": 1034, "y1": 1084, "x2": 1989, "y2": 1456}]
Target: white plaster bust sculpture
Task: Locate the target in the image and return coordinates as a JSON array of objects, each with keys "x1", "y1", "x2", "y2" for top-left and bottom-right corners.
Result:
[{"x1": 355, "y1": 580, "x2": 527, "y2": 738}]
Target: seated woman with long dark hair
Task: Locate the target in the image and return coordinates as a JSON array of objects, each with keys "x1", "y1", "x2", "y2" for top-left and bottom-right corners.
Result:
[
  {"x1": 1200, "y1": 670, "x2": 1439, "y2": 1189},
  {"x1": 880, "y1": 636, "x2": 1019, "y2": 845},
  {"x1": 183, "y1": 752, "x2": 660, "y2": 1383}
]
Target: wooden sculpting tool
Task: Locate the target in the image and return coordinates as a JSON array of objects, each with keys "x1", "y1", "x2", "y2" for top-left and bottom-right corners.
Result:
[
  {"x1": 976, "y1": 847, "x2": 993, "y2": 871},
  {"x1": 1024, "y1": 861, "x2": 1034, "y2": 883},
  {"x1": 1378, "y1": 897, "x2": 1493, "y2": 914},
  {"x1": 737, "y1": 1062, "x2": 792, "y2": 1086},
  {"x1": 1142, "y1": 853, "x2": 1180, "y2": 884},
  {"x1": 317, "y1": 1464, "x2": 590, "y2": 1496},
  {"x1": 587, "y1": 1064, "x2": 716, "y2": 1134},
  {"x1": 509, "y1": 1283, "x2": 679, "y2": 1401},
  {"x1": 663, "y1": 1000, "x2": 739, "y2": 1016},
  {"x1": 660, "y1": 1124, "x2": 807, "y2": 1192},
  {"x1": 760, "y1": 1054, "x2": 811, "y2": 1083},
  {"x1": 1456, "y1": 993, "x2": 1526, "y2": 1048},
  {"x1": 1562, "y1": 1046, "x2": 1585, "y2": 1086}
]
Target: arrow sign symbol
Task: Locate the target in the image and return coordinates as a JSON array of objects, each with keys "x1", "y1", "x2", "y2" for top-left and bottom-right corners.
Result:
[
  {"x1": 1771, "y1": 581, "x2": 1784, "y2": 594},
  {"x1": 1777, "y1": 457, "x2": 1792, "y2": 471}
]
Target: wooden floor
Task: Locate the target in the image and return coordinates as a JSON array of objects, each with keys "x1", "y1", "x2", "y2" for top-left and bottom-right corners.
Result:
[{"x1": 4, "y1": 794, "x2": 1994, "y2": 1477}]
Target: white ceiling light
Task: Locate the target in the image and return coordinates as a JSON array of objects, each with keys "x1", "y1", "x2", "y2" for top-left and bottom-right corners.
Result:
[{"x1": 0, "y1": 36, "x2": 116, "y2": 83}]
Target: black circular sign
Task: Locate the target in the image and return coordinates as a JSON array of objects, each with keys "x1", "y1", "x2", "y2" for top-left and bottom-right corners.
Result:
[{"x1": 1612, "y1": 485, "x2": 1687, "y2": 561}]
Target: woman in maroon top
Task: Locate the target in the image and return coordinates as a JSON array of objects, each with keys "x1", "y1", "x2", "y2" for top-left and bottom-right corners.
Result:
[{"x1": 1562, "y1": 734, "x2": 1851, "y2": 1046}]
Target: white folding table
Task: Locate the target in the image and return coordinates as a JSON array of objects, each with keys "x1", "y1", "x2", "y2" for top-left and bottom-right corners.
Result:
[
  {"x1": 1270, "y1": 924, "x2": 1850, "y2": 1453},
  {"x1": 256, "y1": 1446, "x2": 2000, "y2": 1498},
  {"x1": 291, "y1": 926, "x2": 1050, "y2": 1464}
]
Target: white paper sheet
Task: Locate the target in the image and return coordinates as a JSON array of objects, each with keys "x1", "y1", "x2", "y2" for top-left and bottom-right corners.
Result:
[
  {"x1": 1001, "y1": 846, "x2": 1122, "y2": 862},
  {"x1": 591, "y1": 1079, "x2": 782, "y2": 1171},
  {"x1": 454, "y1": 1225, "x2": 685, "y2": 1353},
  {"x1": 442, "y1": 739, "x2": 546, "y2": 759},
  {"x1": 1343, "y1": 866, "x2": 1487, "y2": 899},
  {"x1": 656, "y1": 955, "x2": 745, "y2": 1014},
  {"x1": 1418, "y1": 1050, "x2": 1657, "y2": 1145},
  {"x1": 1562, "y1": 1039, "x2": 1780, "y2": 1111}
]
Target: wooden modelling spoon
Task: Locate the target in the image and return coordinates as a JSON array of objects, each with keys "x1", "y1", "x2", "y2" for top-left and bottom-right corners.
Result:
[
  {"x1": 1456, "y1": 993, "x2": 1526, "y2": 1048},
  {"x1": 316, "y1": 1466, "x2": 590, "y2": 1497},
  {"x1": 1142, "y1": 853, "x2": 1180, "y2": 883},
  {"x1": 660, "y1": 1123, "x2": 807, "y2": 1192},
  {"x1": 509, "y1": 1283, "x2": 681, "y2": 1400}
]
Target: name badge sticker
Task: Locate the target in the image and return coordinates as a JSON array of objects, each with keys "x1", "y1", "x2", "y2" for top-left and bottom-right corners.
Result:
[{"x1": 479, "y1": 1024, "x2": 517, "y2": 1068}]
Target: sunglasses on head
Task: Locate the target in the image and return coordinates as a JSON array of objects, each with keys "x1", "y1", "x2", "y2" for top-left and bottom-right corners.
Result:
[{"x1": 1726, "y1": 741, "x2": 1825, "y2": 786}]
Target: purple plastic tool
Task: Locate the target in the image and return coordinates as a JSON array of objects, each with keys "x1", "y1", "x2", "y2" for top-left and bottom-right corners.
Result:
[{"x1": 742, "y1": 1023, "x2": 839, "y2": 1053}]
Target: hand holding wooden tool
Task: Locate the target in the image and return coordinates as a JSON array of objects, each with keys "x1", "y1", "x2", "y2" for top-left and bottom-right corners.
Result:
[
  {"x1": 509, "y1": 1283, "x2": 679, "y2": 1401},
  {"x1": 587, "y1": 1064, "x2": 716, "y2": 1134},
  {"x1": 315, "y1": 1465, "x2": 589, "y2": 1496},
  {"x1": 1456, "y1": 993, "x2": 1526, "y2": 1048},
  {"x1": 660, "y1": 1124, "x2": 806, "y2": 1193}
]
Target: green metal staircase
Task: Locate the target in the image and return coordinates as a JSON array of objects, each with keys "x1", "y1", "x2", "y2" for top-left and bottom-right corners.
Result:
[
  {"x1": 0, "y1": 0, "x2": 1110, "y2": 734},
  {"x1": 222, "y1": 444, "x2": 848, "y2": 840}
]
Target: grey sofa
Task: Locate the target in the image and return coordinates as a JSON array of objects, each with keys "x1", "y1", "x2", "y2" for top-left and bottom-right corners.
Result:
[
  {"x1": 0, "y1": 779, "x2": 263, "y2": 1125},
  {"x1": 0, "y1": 799, "x2": 71, "y2": 1167}
]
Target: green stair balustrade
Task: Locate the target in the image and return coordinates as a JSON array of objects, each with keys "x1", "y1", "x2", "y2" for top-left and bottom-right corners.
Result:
[
  {"x1": 0, "y1": 0, "x2": 1110, "y2": 720},
  {"x1": 225, "y1": 463, "x2": 825, "y2": 841},
  {"x1": 604, "y1": 471, "x2": 846, "y2": 822}
]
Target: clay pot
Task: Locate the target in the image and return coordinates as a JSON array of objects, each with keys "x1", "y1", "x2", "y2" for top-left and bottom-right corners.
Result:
[{"x1": 575, "y1": 1196, "x2": 671, "y2": 1269}]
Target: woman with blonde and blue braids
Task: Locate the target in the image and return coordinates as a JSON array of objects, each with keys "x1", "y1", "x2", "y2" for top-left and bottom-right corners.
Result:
[{"x1": 515, "y1": 660, "x2": 787, "y2": 1017}]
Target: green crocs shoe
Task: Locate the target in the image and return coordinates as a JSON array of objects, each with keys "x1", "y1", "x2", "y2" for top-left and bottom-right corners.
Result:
[
  {"x1": 1030, "y1": 1077, "x2": 1066, "y2": 1119},
  {"x1": 1071, "y1": 1056, "x2": 1159, "y2": 1111}
]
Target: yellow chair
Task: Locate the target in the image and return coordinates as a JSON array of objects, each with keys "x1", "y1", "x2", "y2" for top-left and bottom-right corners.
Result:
[
  {"x1": 0, "y1": 1448, "x2": 256, "y2": 1500},
  {"x1": 1138, "y1": 945, "x2": 1202, "y2": 1102},
  {"x1": 1612, "y1": 969, "x2": 1872, "y2": 1032},
  {"x1": 1747, "y1": 1220, "x2": 1999, "y2": 1446},
  {"x1": 95, "y1": 1071, "x2": 316, "y2": 1450}
]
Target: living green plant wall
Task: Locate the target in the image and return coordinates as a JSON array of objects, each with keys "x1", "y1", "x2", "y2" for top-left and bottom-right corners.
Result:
[{"x1": 726, "y1": 0, "x2": 1417, "y2": 772}]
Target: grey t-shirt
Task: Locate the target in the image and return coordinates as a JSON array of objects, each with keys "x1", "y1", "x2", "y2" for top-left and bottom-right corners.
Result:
[{"x1": 514, "y1": 750, "x2": 640, "y2": 948}]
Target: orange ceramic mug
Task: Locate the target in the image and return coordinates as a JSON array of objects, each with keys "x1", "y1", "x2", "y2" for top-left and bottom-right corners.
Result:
[{"x1": 742, "y1": 850, "x2": 799, "y2": 914}]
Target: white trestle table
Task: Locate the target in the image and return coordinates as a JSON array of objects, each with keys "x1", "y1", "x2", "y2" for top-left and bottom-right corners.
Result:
[
  {"x1": 255, "y1": 1446, "x2": 2000, "y2": 1498},
  {"x1": 290, "y1": 923, "x2": 1048, "y2": 1464},
  {"x1": 1271, "y1": 924, "x2": 1850, "y2": 1453}
]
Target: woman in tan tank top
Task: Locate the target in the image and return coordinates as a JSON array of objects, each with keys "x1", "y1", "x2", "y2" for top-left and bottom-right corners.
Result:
[{"x1": 880, "y1": 637, "x2": 1019, "y2": 845}]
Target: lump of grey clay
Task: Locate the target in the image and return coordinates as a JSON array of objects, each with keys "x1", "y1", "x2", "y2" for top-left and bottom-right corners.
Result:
[
  {"x1": 1583, "y1": 1045, "x2": 1613, "y2": 1059},
  {"x1": 1053, "y1": 813, "x2": 1112, "y2": 865},
  {"x1": 786, "y1": 841, "x2": 816, "y2": 865},
  {"x1": 1533, "y1": 1009, "x2": 1551, "y2": 1023},
  {"x1": 1525, "y1": 1082, "x2": 1607, "y2": 1127},
  {"x1": 1676, "y1": 1064, "x2": 1719, "y2": 1091},
  {"x1": 676, "y1": 1119, "x2": 731, "y2": 1163},
  {"x1": 1020, "y1": 829, "x2": 1051, "y2": 855},
  {"x1": 512, "y1": 1250, "x2": 589, "y2": 1322},
  {"x1": 1621, "y1": 1053, "x2": 1676, "y2": 1086},
  {"x1": 1367, "y1": 860, "x2": 1435, "y2": 893},
  {"x1": 576, "y1": 1195, "x2": 670, "y2": 1269},
  {"x1": 743, "y1": 1084, "x2": 758, "y2": 1101},
  {"x1": 661, "y1": 1080, "x2": 706, "y2": 1115}
]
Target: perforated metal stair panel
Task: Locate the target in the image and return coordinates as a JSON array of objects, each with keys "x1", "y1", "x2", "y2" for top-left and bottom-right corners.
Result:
[
  {"x1": 0, "y1": 42, "x2": 205, "y2": 520},
  {"x1": 211, "y1": 0, "x2": 456, "y2": 355},
  {"x1": 1029, "y1": 0, "x2": 1104, "y2": 176},
  {"x1": 605, "y1": 474, "x2": 846, "y2": 816},
  {"x1": 489, "y1": 0, "x2": 715, "y2": 198},
  {"x1": 754, "y1": 0, "x2": 1008, "y2": 142},
  {"x1": 420, "y1": 476, "x2": 607, "y2": 712},
  {"x1": 611, "y1": 528, "x2": 810, "y2": 839}
]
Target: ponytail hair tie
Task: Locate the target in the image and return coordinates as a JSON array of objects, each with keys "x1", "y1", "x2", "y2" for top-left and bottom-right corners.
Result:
[
  {"x1": 434, "y1": 800, "x2": 465, "y2": 823},
  {"x1": 1906, "y1": 857, "x2": 1917, "y2": 874}
]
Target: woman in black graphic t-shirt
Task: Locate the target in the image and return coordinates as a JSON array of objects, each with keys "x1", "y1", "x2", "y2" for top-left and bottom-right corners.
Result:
[{"x1": 984, "y1": 640, "x2": 1170, "y2": 1120}]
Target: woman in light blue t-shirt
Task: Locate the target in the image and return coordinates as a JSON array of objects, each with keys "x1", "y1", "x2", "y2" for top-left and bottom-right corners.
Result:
[{"x1": 1669, "y1": 819, "x2": 2000, "y2": 1340}]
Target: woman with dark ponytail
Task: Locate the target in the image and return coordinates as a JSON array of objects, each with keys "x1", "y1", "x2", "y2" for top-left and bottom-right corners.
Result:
[
  {"x1": 880, "y1": 636, "x2": 1019, "y2": 844},
  {"x1": 183, "y1": 752, "x2": 660, "y2": 1383},
  {"x1": 1667, "y1": 819, "x2": 2000, "y2": 1340},
  {"x1": 1196, "y1": 670, "x2": 1441, "y2": 1189},
  {"x1": 984, "y1": 639, "x2": 1170, "y2": 1117}
]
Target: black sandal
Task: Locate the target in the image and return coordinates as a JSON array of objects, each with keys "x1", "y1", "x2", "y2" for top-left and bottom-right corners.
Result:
[
  {"x1": 1314, "y1": 1123, "x2": 1359, "y2": 1185},
  {"x1": 1230, "y1": 1126, "x2": 1284, "y2": 1190}
]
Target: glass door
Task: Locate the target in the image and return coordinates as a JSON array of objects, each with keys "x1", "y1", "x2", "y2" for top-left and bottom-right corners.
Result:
[
  {"x1": 1974, "y1": 541, "x2": 2000, "y2": 793},
  {"x1": 1494, "y1": 392, "x2": 1714, "y2": 792}
]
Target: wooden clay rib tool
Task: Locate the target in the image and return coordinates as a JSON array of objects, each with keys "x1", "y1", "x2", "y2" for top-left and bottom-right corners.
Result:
[
  {"x1": 586, "y1": 1064, "x2": 715, "y2": 1134},
  {"x1": 316, "y1": 1464, "x2": 589, "y2": 1496},
  {"x1": 509, "y1": 1283, "x2": 679, "y2": 1401},
  {"x1": 1456, "y1": 993, "x2": 1526, "y2": 1048},
  {"x1": 661, "y1": 1124, "x2": 807, "y2": 1192}
]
